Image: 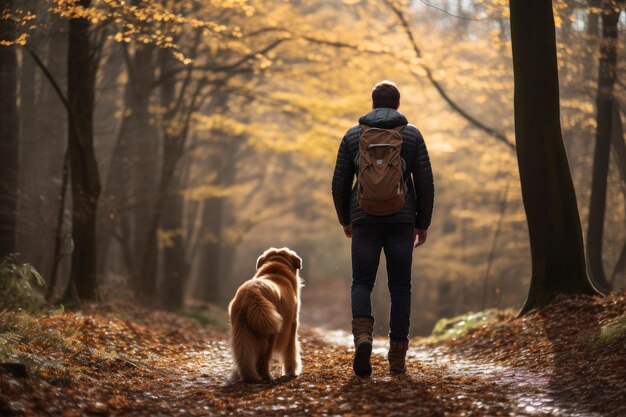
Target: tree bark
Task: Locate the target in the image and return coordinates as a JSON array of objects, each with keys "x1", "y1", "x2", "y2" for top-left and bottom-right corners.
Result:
[
  {"x1": 141, "y1": 37, "x2": 203, "y2": 305},
  {"x1": 99, "y1": 43, "x2": 157, "y2": 283},
  {"x1": 0, "y1": 0, "x2": 19, "y2": 258},
  {"x1": 586, "y1": 1, "x2": 601, "y2": 81},
  {"x1": 64, "y1": 0, "x2": 101, "y2": 301},
  {"x1": 22, "y1": 46, "x2": 71, "y2": 302},
  {"x1": 195, "y1": 198, "x2": 225, "y2": 304},
  {"x1": 160, "y1": 178, "x2": 187, "y2": 310},
  {"x1": 586, "y1": 4, "x2": 621, "y2": 293},
  {"x1": 18, "y1": 8, "x2": 68, "y2": 281},
  {"x1": 39, "y1": 15, "x2": 69, "y2": 295},
  {"x1": 137, "y1": 48, "x2": 178, "y2": 301},
  {"x1": 157, "y1": 48, "x2": 194, "y2": 310},
  {"x1": 16, "y1": 0, "x2": 38, "y2": 268},
  {"x1": 138, "y1": 47, "x2": 185, "y2": 302},
  {"x1": 130, "y1": 46, "x2": 159, "y2": 284},
  {"x1": 193, "y1": 114, "x2": 241, "y2": 305},
  {"x1": 609, "y1": 102, "x2": 626, "y2": 285},
  {"x1": 509, "y1": 0, "x2": 603, "y2": 315}
]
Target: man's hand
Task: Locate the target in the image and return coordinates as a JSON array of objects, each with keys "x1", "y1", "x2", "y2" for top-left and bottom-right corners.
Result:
[
  {"x1": 343, "y1": 224, "x2": 353, "y2": 238},
  {"x1": 414, "y1": 229, "x2": 427, "y2": 248}
]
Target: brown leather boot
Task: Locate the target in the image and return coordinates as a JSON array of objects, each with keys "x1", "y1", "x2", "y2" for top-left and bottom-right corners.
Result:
[
  {"x1": 352, "y1": 317, "x2": 374, "y2": 377},
  {"x1": 388, "y1": 339, "x2": 409, "y2": 374}
]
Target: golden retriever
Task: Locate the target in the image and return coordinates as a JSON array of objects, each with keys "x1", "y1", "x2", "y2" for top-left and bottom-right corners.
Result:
[{"x1": 228, "y1": 247, "x2": 303, "y2": 383}]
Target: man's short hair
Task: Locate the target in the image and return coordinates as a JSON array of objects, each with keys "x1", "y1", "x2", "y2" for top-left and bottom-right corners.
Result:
[{"x1": 372, "y1": 80, "x2": 400, "y2": 109}]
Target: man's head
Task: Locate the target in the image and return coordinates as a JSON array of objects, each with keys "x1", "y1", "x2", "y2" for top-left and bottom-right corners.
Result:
[{"x1": 372, "y1": 80, "x2": 400, "y2": 110}]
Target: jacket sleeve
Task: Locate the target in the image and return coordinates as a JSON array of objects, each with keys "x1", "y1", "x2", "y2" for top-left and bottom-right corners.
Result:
[
  {"x1": 331, "y1": 134, "x2": 355, "y2": 226},
  {"x1": 411, "y1": 131, "x2": 434, "y2": 230}
]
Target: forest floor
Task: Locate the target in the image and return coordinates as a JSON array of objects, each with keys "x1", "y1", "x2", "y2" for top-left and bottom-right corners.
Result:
[{"x1": 1, "y1": 293, "x2": 625, "y2": 417}]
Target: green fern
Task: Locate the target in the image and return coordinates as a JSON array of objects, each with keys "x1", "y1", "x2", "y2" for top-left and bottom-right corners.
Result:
[{"x1": 0, "y1": 254, "x2": 46, "y2": 312}]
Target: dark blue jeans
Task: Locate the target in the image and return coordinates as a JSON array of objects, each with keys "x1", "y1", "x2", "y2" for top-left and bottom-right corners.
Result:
[{"x1": 351, "y1": 223, "x2": 414, "y2": 341}]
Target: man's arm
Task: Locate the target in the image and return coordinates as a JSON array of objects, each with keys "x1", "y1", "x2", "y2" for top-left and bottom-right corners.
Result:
[
  {"x1": 331, "y1": 135, "x2": 355, "y2": 230},
  {"x1": 412, "y1": 130, "x2": 434, "y2": 239}
]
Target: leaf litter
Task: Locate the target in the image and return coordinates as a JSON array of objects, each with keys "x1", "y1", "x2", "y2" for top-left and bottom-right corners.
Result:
[{"x1": 0, "y1": 293, "x2": 624, "y2": 416}]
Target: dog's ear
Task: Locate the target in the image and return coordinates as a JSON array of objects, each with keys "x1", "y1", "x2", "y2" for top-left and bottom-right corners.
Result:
[
  {"x1": 256, "y1": 248, "x2": 276, "y2": 269},
  {"x1": 256, "y1": 253, "x2": 267, "y2": 269},
  {"x1": 291, "y1": 253, "x2": 302, "y2": 270}
]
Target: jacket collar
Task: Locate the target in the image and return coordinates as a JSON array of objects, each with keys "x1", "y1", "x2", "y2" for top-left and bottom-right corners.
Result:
[{"x1": 358, "y1": 108, "x2": 408, "y2": 129}]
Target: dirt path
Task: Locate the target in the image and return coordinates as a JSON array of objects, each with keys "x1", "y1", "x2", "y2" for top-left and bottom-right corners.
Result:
[
  {"x1": 128, "y1": 327, "x2": 582, "y2": 417},
  {"x1": 320, "y1": 329, "x2": 603, "y2": 417},
  {"x1": 167, "y1": 327, "x2": 606, "y2": 417},
  {"x1": 2, "y1": 301, "x2": 623, "y2": 417},
  {"x1": 0, "y1": 322, "x2": 541, "y2": 416},
  {"x1": 148, "y1": 327, "x2": 531, "y2": 417}
]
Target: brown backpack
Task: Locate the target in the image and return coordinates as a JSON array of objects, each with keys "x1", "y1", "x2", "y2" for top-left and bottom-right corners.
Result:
[{"x1": 355, "y1": 124, "x2": 407, "y2": 216}]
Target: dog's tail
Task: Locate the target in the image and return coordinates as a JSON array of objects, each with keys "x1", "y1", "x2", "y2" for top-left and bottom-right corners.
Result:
[
  {"x1": 245, "y1": 286, "x2": 283, "y2": 335},
  {"x1": 230, "y1": 283, "x2": 282, "y2": 382},
  {"x1": 231, "y1": 322, "x2": 261, "y2": 382}
]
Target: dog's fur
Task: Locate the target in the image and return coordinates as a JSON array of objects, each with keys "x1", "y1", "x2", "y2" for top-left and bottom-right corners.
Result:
[{"x1": 228, "y1": 247, "x2": 303, "y2": 383}]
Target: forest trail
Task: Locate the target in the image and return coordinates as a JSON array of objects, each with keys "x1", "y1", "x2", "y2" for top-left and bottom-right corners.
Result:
[
  {"x1": 1, "y1": 294, "x2": 625, "y2": 416},
  {"x1": 321, "y1": 329, "x2": 598, "y2": 417},
  {"x1": 138, "y1": 327, "x2": 549, "y2": 417}
]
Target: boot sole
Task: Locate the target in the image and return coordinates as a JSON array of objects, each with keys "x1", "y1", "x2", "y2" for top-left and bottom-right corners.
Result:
[{"x1": 353, "y1": 340, "x2": 373, "y2": 377}]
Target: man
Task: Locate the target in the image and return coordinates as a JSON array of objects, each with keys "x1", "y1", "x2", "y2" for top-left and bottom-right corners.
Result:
[{"x1": 331, "y1": 80, "x2": 434, "y2": 376}]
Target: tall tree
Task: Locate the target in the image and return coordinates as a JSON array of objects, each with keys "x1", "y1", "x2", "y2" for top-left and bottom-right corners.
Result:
[
  {"x1": 38, "y1": 14, "x2": 68, "y2": 284},
  {"x1": 586, "y1": 2, "x2": 622, "y2": 292},
  {"x1": 16, "y1": 0, "x2": 38, "y2": 268},
  {"x1": 99, "y1": 41, "x2": 157, "y2": 284},
  {"x1": 509, "y1": 0, "x2": 603, "y2": 315},
  {"x1": 157, "y1": 45, "x2": 200, "y2": 310},
  {"x1": 139, "y1": 46, "x2": 189, "y2": 303},
  {"x1": 586, "y1": 1, "x2": 601, "y2": 81},
  {"x1": 17, "y1": 2, "x2": 68, "y2": 277},
  {"x1": 64, "y1": 0, "x2": 101, "y2": 301},
  {"x1": 194, "y1": 131, "x2": 240, "y2": 305},
  {"x1": 0, "y1": 0, "x2": 19, "y2": 258}
]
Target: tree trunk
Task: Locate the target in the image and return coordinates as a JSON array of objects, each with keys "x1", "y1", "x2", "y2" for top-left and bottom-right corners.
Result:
[
  {"x1": 0, "y1": 0, "x2": 19, "y2": 258},
  {"x1": 16, "y1": 0, "x2": 39, "y2": 267},
  {"x1": 509, "y1": 0, "x2": 603, "y2": 315},
  {"x1": 157, "y1": 48, "x2": 189, "y2": 310},
  {"x1": 193, "y1": 122, "x2": 240, "y2": 304},
  {"x1": 130, "y1": 46, "x2": 159, "y2": 284},
  {"x1": 18, "y1": 8, "x2": 67, "y2": 280},
  {"x1": 585, "y1": 1, "x2": 601, "y2": 82},
  {"x1": 99, "y1": 43, "x2": 157, "y2": 283},
  {"x1": 586, "y1": 4, "x2": 621, "y2": 293},
  {"x1": 139, "y1": 27, "x2": 206, "y2": 305},
  {"x1": 138, "y1": 47, "x2": 180, "y2": 301},
  {"x1": 64, "y1": 0, "x2": 101, "y2": 301},
  {"x1": 195, "y1": 198, "x2": 225, "y2": 304},
  {"x1": 160, "y1": 177, "x2": 187, "y2": 310},
  {"x1": 40, "y1": 14, "x2": 69, "y2": 296},
  {"x1": 609, "y1": 102, "x2": 626, "y2": 285}
]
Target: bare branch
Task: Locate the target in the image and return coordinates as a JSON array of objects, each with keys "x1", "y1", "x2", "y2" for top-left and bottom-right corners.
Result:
[
  {"x1": 383, "y1": 0, "x2": 516, "y2": 151},
  {"x1": 419, "y1": 0, "x2": 485, "y2": 21},
  {"x1": 153, "y1": 36, "x2": 290, "y2": 88}
]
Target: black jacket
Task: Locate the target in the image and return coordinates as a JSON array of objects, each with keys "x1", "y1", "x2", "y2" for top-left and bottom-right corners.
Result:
[{"x1": 331, "y1": 108, "x2": 434, "y2": 229}]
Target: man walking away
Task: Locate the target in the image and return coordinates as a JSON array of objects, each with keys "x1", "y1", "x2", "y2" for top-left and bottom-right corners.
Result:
[{"x1": 331, "y1": 80, "x2": 434, "y2": 376}]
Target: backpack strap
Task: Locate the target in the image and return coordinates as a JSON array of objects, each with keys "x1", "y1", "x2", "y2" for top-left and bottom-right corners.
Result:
[{"x1": 394, "y1": 125, "x2": 409, "y2": 179}]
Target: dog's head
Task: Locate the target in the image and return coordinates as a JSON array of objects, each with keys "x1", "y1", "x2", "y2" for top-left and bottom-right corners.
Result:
[{"x1": 256, "y1": 247, "x2": 303, "y2": 271}]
